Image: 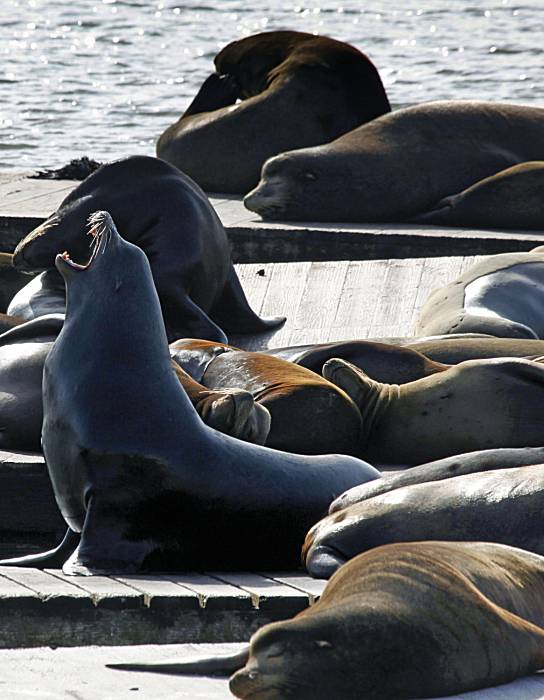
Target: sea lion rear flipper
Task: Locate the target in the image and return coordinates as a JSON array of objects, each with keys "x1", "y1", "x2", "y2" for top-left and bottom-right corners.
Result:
[
  {"x1": 0, "y1": 528, "x2": 79, "y2": 569},
  {"x1": 107, "y1": 645, "x2": 250, "y2": 676},
  {"x1": 210, "y1": 266, "x2": 286, "y2": 334}
]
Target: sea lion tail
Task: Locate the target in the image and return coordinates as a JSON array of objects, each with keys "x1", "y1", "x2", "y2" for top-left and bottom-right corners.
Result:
[
  {"x1": 107, "y1": 645, "x2": 250, "y2": 676},
  {"x1": 209, "y1": 267, "x2": 286, "y2": 334}
]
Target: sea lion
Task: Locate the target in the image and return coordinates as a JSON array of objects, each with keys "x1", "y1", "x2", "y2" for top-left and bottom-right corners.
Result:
[
  {"x1": 0, "y1": 314, "x2": 63, "y2": 451},
  {"x1": 171, "y1": 338, "x2": 364, "y2": 456},
  {"x1": 32, "y1": 211, "x2": 377, "y2": 574},
  {"x1": 267, "y1": 339, "x2": 447, "y2": 383},
  {"x1": 405, "y1": 334, "x2": 544, "y2": 363},
  {"x1": 7, "y1": 268, "x2": 66, "y2": 321},
  {"x1": 304, "y1": 464, "x2": 544, "y2": 579},
  {"x1": 331, "y1": 446, "x2": 544, "y2": 512},
  {"x1": 157, "y1": 30, "x2": 390, "y2": 193},
  {"x1": 413, "y1": 160, "x2": 544, "y2": 229},
  {"x1": 322, "y1": 356, "x2": 544, "y2": 465},
  {"x1": 13, "y1": 155, "x2": 284, "y2": 343},
  {"x1": 109, "y1": 541, "x2": 544, "y2": 700},
  {"x1": 416, "y1": 250, "x2": 544, "y2": 339},
  {"x1": 244, "y1": 101, "x2": 544, "y2": 224}
]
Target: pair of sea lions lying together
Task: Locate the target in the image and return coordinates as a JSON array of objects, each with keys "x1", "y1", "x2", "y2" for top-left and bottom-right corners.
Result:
[{"x1": 157, "y1": 30, "x2": 544, "y2": 229}]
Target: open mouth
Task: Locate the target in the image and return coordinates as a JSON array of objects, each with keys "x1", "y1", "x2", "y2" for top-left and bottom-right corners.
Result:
[{"x1": 56, "y1": 211, "x2": 112, "y2": 272}]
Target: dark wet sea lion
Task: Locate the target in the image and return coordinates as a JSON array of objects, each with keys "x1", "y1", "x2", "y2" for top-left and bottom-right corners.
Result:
[
  {"x1": 323, "y1": 357, "x2": 544, "y2": 465},
  {"x1": 304, "y1": 464, "x2": 544, "y2": 578},
  {"x1": 36, "y1": 211, "x2": 377, "y2": 574},
  {"x1": 109, "y1": 541, "x2": 544, "y2": 700},
  {"x1": 171, "y1": 338, "x2": 363, "y2": 456},
  {"x1": 7, "y1": 268, "x2": 66, "y2": 321},
  {"x1": 244, "y1": 101, "x2": 544, "y2": 224},
  {"x1": 12, "y1": 156, "x2": 284, "y2": 343},
  {"x1": 0, "y1": 315, "x2": 63, "y2": 450},
  {"x1": 416, "y1": 251, "x2": 544, "y2": 339},
  {"x1": 332, "y1": 446, "x2": 544, "y2": 512},
  {"x1": 413, "y1": 160, "x2": 544, "y2": 229},
  {"x1": 157, "y1": 30, "x2": 390, "y2": 193}
]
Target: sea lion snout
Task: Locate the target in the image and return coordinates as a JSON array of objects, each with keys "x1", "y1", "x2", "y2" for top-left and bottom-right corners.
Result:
[{"x1": 305, "y1": 543, "x2": 348, "y2": 579}]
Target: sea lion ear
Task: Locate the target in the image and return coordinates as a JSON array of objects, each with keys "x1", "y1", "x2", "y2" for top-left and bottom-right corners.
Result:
[{"x1": 322, "y1": 358, "x2": 385, "y2": 412}]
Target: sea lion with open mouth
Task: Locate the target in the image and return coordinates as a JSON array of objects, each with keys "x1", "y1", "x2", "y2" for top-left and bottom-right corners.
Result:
[{"x1": 15, "y1": 211, "x2": 377, "y2": 574}]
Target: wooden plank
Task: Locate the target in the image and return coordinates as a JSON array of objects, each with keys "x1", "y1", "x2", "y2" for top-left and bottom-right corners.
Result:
[
  {"x1": 112, "y1": 574, "x2": 199, "y2": 610},
  {"x1": 287, "y1": 260, "x2": 349, "y2": 346},
  {"x1": 329, "y1": 259, "x2": 391, "y2": 341},
  {"x1": 234, "y1": 263, "x2": 274, "y2": 318},
  {"x1": 210, "y1": 572, "x2": 309, "y2": 614},
  {"x1": 260, "y1": 572, "x2": 327, "y2": 603},
  {"x1": 1, "y1": 567, "x2": 89, "y2": 600},
  {"x1": 161, "y1": 573, "x2": 253, "y2": 611},
  {"x1": 0, "y1": 568, "x2": 40, "y2": 599},
  {"x1": 45, "y1": 569, "x2": 143, "y2": 609}
]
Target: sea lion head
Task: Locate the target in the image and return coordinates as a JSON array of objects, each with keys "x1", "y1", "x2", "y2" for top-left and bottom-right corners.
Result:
[
  {"x1": 14, "y1": 195, "x2": 98, "y2": 273},
  {"x1": 229, "y1": 614, "x2": 349, "y2": 700},
  {"x1": 244, "y1": 149, "x2": 324, "y2": 220}
]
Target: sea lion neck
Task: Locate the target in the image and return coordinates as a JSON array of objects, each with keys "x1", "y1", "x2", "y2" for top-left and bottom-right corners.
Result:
[{"x1": 357, "y1": 376, "x2": 401, "y2": 452}]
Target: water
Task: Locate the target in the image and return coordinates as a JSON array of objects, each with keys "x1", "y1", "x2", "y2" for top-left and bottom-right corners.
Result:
[{"x1": 0, "y1": 0, "x2": 542, "y2": 170}]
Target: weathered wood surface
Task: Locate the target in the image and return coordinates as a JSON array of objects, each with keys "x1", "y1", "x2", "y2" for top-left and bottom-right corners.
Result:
[
  {"x1": 1, "y1": 172, "x2": 543, "y2": 260},
  {"x1": 2, "y1": 643, "x2": 544, "y2": 700},
  {"x1": 230, "y1": 255, "x2": 485, "y2": 350},
  {"x1": 0, "y1": 565, "x2": 325, "y2": 648}
]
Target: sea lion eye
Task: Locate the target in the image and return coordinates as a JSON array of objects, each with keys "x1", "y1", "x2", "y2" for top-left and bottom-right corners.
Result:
[
  {"x1": 314, "y1": 640, "x2": 332, "y2": 649},
  {"x1": 304, "y1": 172, "x2": 317, "y2": 181}
]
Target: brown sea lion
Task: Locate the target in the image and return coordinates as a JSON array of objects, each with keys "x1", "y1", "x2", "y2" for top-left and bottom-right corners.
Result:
[
  {"x1": 18, "y1": 211, "x2": 377, "y2": 574},
  {"x1": 109, "y1": 541, "x2": 544, "y2": 700},
  {"x1": 416, "y1": 250, "x2": 544, "y2": 339},
  {"x1": 413, "y1": 160, "x2": 544, "y2": 229},
  {"x1": 157, "y1": 30, "x2": 390, "y2": 193},
  {"x1": 304, "y1": 465, "x2": 544, "y2": 579},
  {"x1": 323, "y1": 356, "x2": 544, "y2": 465},
  {"x1": 331, "y1": 446, "x2": 544, "y2": 512},
  {"x1": 12, "y1": 156, "x2": 284, "y2": 343},
  {"x1": 404, "y1": 334, "x2": 544, "y2": 363},
  {"x1": 171, "y1": 338, "x2": 364, "y2": 456},
  {"x1": 244, "y1": 101, "x2": 544, "y2": 225}
]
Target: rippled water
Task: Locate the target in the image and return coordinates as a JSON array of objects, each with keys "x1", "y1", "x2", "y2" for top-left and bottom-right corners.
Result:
[{"x1": 1, "y1": 0, "x2": 542, "y2": 170}]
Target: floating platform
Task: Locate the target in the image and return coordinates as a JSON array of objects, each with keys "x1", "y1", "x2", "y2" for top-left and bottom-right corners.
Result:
[{"x1": 1, "y1": 171, "x2": 543, "y2": 261}]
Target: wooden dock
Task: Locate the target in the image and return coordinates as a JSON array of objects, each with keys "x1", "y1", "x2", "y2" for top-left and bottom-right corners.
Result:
[
  {"x1": 1, "y1": 172, "x2": 543, "y2": 652},
  {"x1": 0, "y1": 564, "x2": 325, "y2": 649},
  {"x1": 1, "y1": 171, "x2": 543, "y2": 261}
]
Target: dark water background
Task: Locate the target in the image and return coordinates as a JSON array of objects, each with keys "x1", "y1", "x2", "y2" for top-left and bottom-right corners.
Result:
[{"x1": 1, "y1": 0, "x2": 542, "y2": 169}]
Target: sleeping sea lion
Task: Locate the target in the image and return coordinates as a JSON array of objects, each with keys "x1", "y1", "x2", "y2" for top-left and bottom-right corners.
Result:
[
  {"x1": 416, "y1": 250, "x2": 544, "y2": 339},
  {"x1": 323, "y1": 356, "x2": 544, "y2": 465},
  {"x1": 244, "y1": 101, "x2": 544, "y2": 226},
  {"x1": 157, "y1": 30, "x2": 390, "y2": 193},
  {"x1": 303, "y1": 464, "x2": 544, "y2": 578}
]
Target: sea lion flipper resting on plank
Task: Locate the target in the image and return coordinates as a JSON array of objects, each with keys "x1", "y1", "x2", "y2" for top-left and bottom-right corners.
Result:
[
  {"x1": 10, "y1": 211, "x2": 377, "y2": 574},
  {"x1": 109, "y1": 541, "x2": 544, "y2": 699},
  {"x1": 12, "y1": 155, "x2": 285, "y2": 343},
  {"x1": 157, "y1": 30, "x2": 390, "y2": 193}
]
